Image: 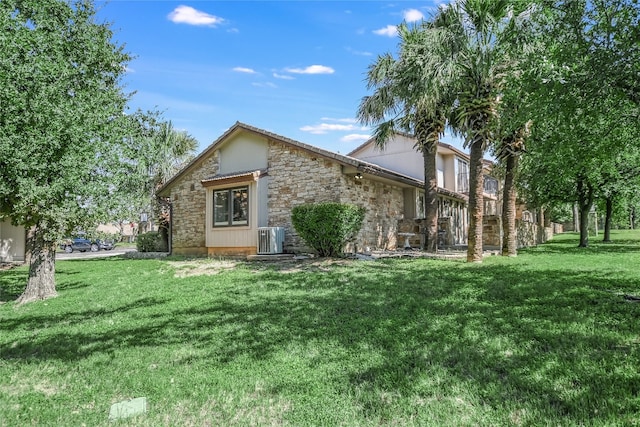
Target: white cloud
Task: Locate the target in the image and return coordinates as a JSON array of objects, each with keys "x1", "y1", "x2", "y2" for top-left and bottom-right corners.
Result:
[
  {"x1": 273, "y1": 73, "x2": 295, "y2": 80},
  {"x1": 373, "y1": 25, "x2": 398, "y2": 37},
  {"x1": 403, "y1": 8, "x2": 425, "y2": 22},
  {"x1": 284, "y1": 65, "x2": 335, "y2": 75},
  {"x1": 233, "y1": 67, "x2": 257, "y2": 74},
  {"x1": 252, "y1": 82, "x2": 277, "y2": 88},
  {"x1": 341, "y1": 134, "x2": 371, "y2": 143},
  {"x1": 300, "y1": 123, "x2": 363, "y2": 134},
  {"x1": 168, "y1": 5, "x2": 224, "y2": 26}
]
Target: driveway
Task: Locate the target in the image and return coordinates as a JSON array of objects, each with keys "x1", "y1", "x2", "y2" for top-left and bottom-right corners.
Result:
[{"x1": 56, "y1": 247, "x2": 137, "y2": 261}]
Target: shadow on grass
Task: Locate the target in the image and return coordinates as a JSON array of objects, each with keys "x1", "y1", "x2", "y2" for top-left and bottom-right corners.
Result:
[
  {"x1": 0, "y1": 261, "x2": 101, "y2": 302},
  {"x1": 0, "y1": 268, "x2": 28, "y2": 302},
  {"x1": 522, "y1": 232, "x2": 640, "y2": 256},
  {"x1": 1, "y1": 253, "x2": 639, "y2": 423}
]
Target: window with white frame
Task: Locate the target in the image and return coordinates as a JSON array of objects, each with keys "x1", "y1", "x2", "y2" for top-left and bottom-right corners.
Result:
[
  {"x1": 213, "y1": 186, "x2": 249, "y2": 227},
  {"x1": 457, "y1": 159, "x2": 469, "y2": 193}
]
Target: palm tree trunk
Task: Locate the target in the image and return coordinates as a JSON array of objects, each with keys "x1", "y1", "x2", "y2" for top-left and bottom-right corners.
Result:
[
  {"x1": 423, "y1": 147, "x2": 439, "y2": 252},
  {"x1": 501, "y1": 153, "x2": 518, "y2": 256},
  {"x1": 467, "y1": 138, "x2": 485, "y2": 262},
  {"x1": 17, "y1": 223, "x2": 58, "y2": 304}
]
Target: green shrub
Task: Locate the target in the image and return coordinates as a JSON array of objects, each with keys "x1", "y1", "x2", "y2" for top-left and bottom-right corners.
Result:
[
  {"x1": 292, "y1": 202, "x2": 365, "y2": 257},
  {"x1": 136, "y1": 231, "x2": 166, "y2": 252}
]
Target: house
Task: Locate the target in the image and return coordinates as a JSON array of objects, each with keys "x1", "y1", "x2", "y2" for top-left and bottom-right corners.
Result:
[
  {"x1": 0, "y1": 219, "x2": 26, "y2": 263},
  {"x1": 348, "y1": 132, "x2": 500, "y2": 247},
  {"x1": 157, "y1": 122, "x2": 500, "y2": 257}
]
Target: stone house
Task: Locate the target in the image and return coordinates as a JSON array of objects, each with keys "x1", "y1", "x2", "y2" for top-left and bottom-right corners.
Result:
[{"x1": 158, "y1": 122, "x2": 500, "y2": 257}]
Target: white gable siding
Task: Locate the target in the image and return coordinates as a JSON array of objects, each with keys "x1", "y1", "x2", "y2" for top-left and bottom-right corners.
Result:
[
  {"x1": 218, "y1": 132, "x2": 268, "y2": 174},
  {"x1": 350, "y1": 135, "x2": 424, "y2": 180}
]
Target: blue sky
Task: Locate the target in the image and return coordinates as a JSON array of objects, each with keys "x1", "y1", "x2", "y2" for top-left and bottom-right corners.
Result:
[{"x1": 96, "y1": 1, "x2": 460, "y2": 155}]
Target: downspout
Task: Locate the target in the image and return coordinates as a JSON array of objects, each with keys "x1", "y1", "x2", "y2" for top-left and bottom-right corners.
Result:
[{"x1": 168, "y1": 201, "x2": 173, "y2": 255}]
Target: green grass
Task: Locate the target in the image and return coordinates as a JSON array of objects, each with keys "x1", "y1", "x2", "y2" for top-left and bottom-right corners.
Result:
[{"x1": 1, "y1": 230, "x2": 639, "y2": 426}]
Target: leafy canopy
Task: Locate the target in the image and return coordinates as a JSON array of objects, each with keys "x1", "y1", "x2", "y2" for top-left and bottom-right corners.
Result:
[{"x1": 0, "y1": 0, "x2": 133, "y2": 240}]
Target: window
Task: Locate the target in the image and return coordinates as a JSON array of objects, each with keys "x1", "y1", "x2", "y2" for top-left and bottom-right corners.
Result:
[
  {"x1": 416, "y1": 193, "x2": 425, "y2": 219},
  {"x1": 457, "y1": 159, "x2": 469, "y2": 193},
  {"x1": 213, "y1": 187, "x2": 248, "y2": 227},
  {"x1": 484, "y1": 176, "x2": 498, "y2": 196}
]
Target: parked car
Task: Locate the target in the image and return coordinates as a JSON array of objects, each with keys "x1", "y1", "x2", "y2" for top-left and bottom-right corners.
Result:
[
  {"x1": 95, "y1": 239, "x2": 114, "y2": 251},
  {"x1": 59, "y1": 237, "x2": 96, "y2": 253}
]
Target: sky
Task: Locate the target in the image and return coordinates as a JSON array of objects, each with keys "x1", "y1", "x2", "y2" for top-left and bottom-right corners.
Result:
[{"x1": 96, "y1": 0, "x2": 462, "y2": 155}]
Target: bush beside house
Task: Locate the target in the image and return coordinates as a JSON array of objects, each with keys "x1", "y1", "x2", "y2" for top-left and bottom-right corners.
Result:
[{"x1": 292, "y1": 203, "x2": 366, "y2": 257}]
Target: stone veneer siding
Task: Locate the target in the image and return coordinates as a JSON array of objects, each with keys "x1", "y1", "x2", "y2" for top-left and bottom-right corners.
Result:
[
  {"x1": 267, "y1": 140, "x2": 404, "y2": 253},
  {"x1": 168, "y1": 153, "x2": 219, "y2": 256}
]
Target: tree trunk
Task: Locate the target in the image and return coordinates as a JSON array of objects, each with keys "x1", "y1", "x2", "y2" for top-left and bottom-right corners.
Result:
[
  {"x1": 423, "y1": 147, "x2": 439, "y2": 253},
  {"x1": 577, "y1": 175, "x2": 593, "y2": 248},
  {"x1": 603, "y1": 195, "x2": 613, "y2": 242},
  {"x1": 630, "y1": 205, "x2": 636, "y2": 230},
  {"x1": 467, "y1": 139, "x2": 485, "y2": 262},
  {"x1": 579, "y1": 204, "x2": 591, "y2": 247},
  {"x1": 24, "y1": 226, "x2": 36, "y2": 265},
  {"x1": 573, "y1": 203, "x2": 580, "y2": 232},
  {"x1": 538, "y1": 207, "x2": 545, "y2": 244},
  {"x1": 501, "y1": 153, "x2": 518, "y2": 256},
  {"x1": 17, "y1": 224, "x2": 58, "y2": 304}
]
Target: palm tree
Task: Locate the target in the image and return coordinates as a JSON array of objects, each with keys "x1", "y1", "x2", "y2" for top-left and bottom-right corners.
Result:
[
  {"x1": 496, "y1": 120, "x2": 531, "y2": 256},
  {"x1": 149, "y1": 120, "x2": 198, "y2": 237},
  {"x1": 153, "y1": 120, "x2": 198, "y2": 187},
  {"x1": 357, "y1": 23, "x2": 451, "y2": 253},
  {"x1": 424, "y1": 0, "x2": 534, "y2": 262}
]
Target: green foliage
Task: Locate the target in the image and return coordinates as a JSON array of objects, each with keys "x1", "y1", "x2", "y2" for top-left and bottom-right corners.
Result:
[
  {"x1": 291, "y1": 203, "x2": 365, "y2": 257},
  {"x1": 547, "y1": 203, "x2": 573, "y2": 224},
  {"x1": 136, "y1": 231, "x2": 166, "y2": 252},
  {"x1": 1, "y1": 231, "x2": 640, "y2": 425},
  {"x1": 0, "y1": 0, "x2": 133, "y2": 240},
  {"x1": 109, "y1": 112, "x2": 199, "y2": 227}
]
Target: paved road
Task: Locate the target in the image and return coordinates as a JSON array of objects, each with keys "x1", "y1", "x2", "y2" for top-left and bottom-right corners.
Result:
[{"x1": 56, "y1": 247, "x2": 137, "y2": 261}]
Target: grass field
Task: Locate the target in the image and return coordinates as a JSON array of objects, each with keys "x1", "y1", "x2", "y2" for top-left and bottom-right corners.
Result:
[{"x1": 1, "y1": 231, "x2": 639, "y2": 426}]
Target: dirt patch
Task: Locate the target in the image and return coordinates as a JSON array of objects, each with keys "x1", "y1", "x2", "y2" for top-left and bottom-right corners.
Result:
[
  {"x1": 0, "y1": 262, "x2": 23, "y2": 271},
  {"x1": 167, "y1": 259, "x2": 239, "y2": 278},
  {"x1": 166, "y1": 257, "x2": 361, "y2": 277},
  {"x1": 165, "y1": 250, "x2": 467, "y2": 278}
]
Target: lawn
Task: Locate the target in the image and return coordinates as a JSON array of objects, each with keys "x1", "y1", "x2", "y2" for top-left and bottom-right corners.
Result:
[{"x1": 1, "y1": 231, "x2": 639, "y2": 426}]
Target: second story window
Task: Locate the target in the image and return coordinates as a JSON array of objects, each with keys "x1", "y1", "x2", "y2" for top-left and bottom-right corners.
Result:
[
  {"x1": 457, "y1": 159, "x2": 469, "y2": 193},
  {"x1": 484, "y1": 176, "x2": 498, "y2": 196}
]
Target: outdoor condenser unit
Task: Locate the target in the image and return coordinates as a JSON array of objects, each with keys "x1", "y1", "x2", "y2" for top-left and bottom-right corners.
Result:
[{"x1": 257, "y1": 227, "x2": 285, "y2": 254}]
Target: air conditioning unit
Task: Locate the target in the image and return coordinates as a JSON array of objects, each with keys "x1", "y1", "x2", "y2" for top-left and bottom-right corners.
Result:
[{"x1": 257, "y1": 227, "x2": 285, "y2": 254}]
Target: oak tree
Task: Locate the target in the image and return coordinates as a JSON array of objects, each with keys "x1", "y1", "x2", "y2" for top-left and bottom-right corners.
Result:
[{"x1": 0, "y1": 0, "x2": 133, "y2": 303}]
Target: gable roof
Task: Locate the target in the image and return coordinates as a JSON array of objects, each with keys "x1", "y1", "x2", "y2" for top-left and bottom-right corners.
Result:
[
  {"x1": 348, "y1": 133, "x2": 494, "y2": 169},
  {"x1": 157, "y1": 121, "x2": 466, "y2": 200}
]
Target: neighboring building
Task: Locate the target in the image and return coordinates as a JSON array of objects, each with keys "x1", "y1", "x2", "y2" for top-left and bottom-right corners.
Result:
[
  {"x1": 349, "y1": 132, "x2": 500, "y2": 247},
  {"x1": 158, "y1": 122, "x2": 501, "y2": 257},
  {"x1": 0, "y1": 219, "x2": 26, "y2": 263}
]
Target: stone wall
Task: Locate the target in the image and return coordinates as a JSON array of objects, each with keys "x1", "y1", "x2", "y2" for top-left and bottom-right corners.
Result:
[
  {"x1": 516, "y1": 220, "x2": 562, "y2": 248},
  {"x1": 483, "y1": 215, "x2": 502, "y2": 248},
  {"x1": 397, "y1": 216, "x2": 563, "y2": 251},
  {"x1": 168, "y1": 153, "x2": 219, "y2": 256},
  {"x1": 267, "y1": 141, "x2": 404, "y2": 253}
]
